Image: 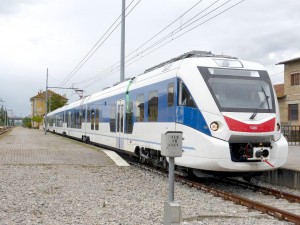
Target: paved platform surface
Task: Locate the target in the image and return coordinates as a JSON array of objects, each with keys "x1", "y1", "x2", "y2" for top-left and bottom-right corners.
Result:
[
  {"x1": 0, "y1": 127, "x2": 119, "y2": 166},
  {"x1": 282, "y1": 145, "x2": 300, "y2": 171}
]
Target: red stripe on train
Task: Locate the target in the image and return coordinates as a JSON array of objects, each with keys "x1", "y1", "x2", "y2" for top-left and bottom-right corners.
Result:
[{"x1": 224, "y1": 116, "x2": 275, "y2": 132}]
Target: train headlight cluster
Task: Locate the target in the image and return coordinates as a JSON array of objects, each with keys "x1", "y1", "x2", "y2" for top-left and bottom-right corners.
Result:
[
  {"x1": 210, "y1": 122, "x2": 219, "y2": 131},
  {"x1": 277, "y1": 123, "x2": 281, "y2": 131}
]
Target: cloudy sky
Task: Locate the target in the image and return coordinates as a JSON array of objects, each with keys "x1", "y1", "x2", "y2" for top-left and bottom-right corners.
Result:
[{"x1": 0, "y1": 0, "x2": 300, "y2": 118}]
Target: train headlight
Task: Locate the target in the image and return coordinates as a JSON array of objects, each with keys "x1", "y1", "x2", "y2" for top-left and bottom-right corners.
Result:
[
  {"x1": 277, "y1": 123, "x2": 281, "y2": 131},
  {"x1": 210, "y1": 122, "x2": 219, "y2": 131}
]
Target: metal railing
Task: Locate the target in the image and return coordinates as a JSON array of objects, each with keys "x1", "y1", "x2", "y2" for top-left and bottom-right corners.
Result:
[{"x1": 282, "y1": 125, "x2": 300, "y2": 145}]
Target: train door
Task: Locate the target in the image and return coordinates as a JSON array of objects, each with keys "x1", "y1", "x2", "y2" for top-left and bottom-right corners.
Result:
[{"x1": 116, "y1": 99, "x2": 125, "y2": 149}]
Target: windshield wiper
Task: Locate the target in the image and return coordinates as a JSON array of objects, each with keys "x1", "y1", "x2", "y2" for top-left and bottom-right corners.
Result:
[{"x1": 249, "y1": 86, "x2": 270, "y2": 120}]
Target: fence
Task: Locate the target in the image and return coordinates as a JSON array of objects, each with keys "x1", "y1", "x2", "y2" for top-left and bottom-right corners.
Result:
[{"x1": 281, "y1": 125, "x2": 300, "y2": 145}]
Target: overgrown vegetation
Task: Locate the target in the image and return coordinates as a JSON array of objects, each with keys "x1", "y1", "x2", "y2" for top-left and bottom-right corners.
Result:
[
  {"x1": 48, "y1": 93, "x2": 68, "y2": 112},
  {"x1": 23, "y1": 117, "x2": 32, "y2": 128},
  {"x1": 32, "y1": 115, "x2": 43, "y2": 128},
  {"x1": 0, "y1": 106, "x2": 6, "y2": 126}
]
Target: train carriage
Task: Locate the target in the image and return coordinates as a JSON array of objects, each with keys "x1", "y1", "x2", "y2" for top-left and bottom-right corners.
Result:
[{"x1": 46, "y1": 51, "x2": 288, "y2": 176}]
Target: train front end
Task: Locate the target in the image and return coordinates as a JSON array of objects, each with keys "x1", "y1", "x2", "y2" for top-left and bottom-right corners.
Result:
[{"x1": 177, "y1": 56, "x2": 288, "y2": 174}]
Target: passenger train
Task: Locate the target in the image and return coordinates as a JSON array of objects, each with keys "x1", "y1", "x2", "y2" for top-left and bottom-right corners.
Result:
[{"x1": 46, "y1": 51, "x2": 288, "y2": 176}]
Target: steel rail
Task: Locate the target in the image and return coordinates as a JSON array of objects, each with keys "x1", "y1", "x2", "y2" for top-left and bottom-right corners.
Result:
[
  {"x1": 180, "y1": 177, "x2": 300, "y2": 225},
  {"x1": 222, "y1": 178, "x2": 300, "y2": 203},
  {"x1": 128, "y1": 161, "x2": 300, "y2": 224},
  {"x1": 0, "y1": 127, "x2": 11, "y2": 136}
]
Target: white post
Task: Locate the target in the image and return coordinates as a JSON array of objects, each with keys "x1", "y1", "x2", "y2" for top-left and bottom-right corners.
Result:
[{"x1": 161, "y1": 131, "x2": 183, "y2": 225}]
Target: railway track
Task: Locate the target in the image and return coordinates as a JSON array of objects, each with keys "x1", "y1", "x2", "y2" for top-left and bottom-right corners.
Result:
[
  {"x1": 220, "y1": 177, "x2": 300, "y2": 203},
  {"x1": 0, "y1": 127, "x2": 11, "y2": 136},
  {"x1": 128, "y1": 160, "x2": 300, "y2": 224}
]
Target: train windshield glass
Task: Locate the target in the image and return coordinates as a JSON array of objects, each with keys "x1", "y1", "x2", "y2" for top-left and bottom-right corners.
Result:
[{"x1": 199, "y1": 67, "x2": 275, "y2": 113}]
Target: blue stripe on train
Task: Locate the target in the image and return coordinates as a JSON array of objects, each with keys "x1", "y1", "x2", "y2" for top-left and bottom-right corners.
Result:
[{"x1": 176, "y1": 106, "x2": 211, "y2": 136}]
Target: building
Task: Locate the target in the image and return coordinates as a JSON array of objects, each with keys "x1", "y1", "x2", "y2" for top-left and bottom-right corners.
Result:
[
  {"x1": 30, "y1": 90, "x2": 68, "y2": 128},
  {"x1": 275, "y1": 57, "x2": 300, "y2": 125}
]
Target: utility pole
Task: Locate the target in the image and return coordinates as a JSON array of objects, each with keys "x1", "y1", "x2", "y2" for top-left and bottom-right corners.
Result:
[
  {"x1": 120, "y1": 0, "x2": 125, "y2": 82},
  {"x1": 45, "y1": 68, "x2": 48, "y2": 135},
  {"x1": 0, "y1": 98, "x2": 5, "y2": 127},
  {"x1": 44, "y1": 68, "x2": 79, "y2": 135}
]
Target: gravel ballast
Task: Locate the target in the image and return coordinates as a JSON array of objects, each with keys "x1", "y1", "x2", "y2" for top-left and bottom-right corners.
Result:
[{"x1": 0, "y1": 164, "x2": 292, "y2": 225}]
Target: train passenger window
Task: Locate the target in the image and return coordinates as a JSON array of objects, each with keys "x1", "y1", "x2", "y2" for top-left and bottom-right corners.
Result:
[
  {"x1": 67, "y1": 111, "x2": 71, "y2": 128},
  {"x1": 78, "y1": 110, "x2": 82, "y2": 129},
  {"x1": 126, "y1": 101, "x2": 133, "y2": 134},
  {"x1": 179, "y1": 81, "x2": 196, "y2": 108},
  {"x1": 136, "y1": 94, "x2": 144, "y2": 122},
  {"x1": 110, "y1": 105, "x2": 116, "y2": 132},
  {"x1": 71, "y1": 110, "x2": 76, "y2": 128},
  {"x1": 87, "y1": 109, "x2": 91, "y2": 123},
  {"x1": 75, "y1": 110, "x2": 80, "y2": 129},
  {"x1": 91, "y1": 110, "x2": 95, "y2": 130},
  {"x1": 56, "y1": 112, "x2": 63, "y2": 127},
  {"x1": 168, "y1": 83, "x2": 174, "y2": 107},
  {"x1": 148, "y1": 90, "x2": 158, "y2": 122},
  {"x1": 95, "y1": 109, "x2": 99, "y2": 130},
  {"x1": 82, "y1": 109, "x2": 85, "y2": 123}
]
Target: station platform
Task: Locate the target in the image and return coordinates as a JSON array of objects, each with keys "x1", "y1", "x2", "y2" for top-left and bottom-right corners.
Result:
[
  {"x1": 0, "y1": 127, "x2": 129, "y2": 167},
  {"x1": 259, "y1": 145, "x2": 300, "y2": 189}
]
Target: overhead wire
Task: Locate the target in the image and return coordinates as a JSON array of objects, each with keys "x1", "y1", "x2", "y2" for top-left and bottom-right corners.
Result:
[
  {"x1": 82, "y1": 0, "x2": 246, "y2": 90},
  {"x1": 77, "y1": 0, "x2": 205, "y2": 86},
  {"x1": 59, "y1": 0, "x2": 141, "y2": 88},
  {"x1": 270, "y1": 71, "x2": 284, "y2": 77}
]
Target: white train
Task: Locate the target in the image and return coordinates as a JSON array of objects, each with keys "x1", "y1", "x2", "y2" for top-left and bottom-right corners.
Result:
[{"x1": 46, "y1": 51, "x2": 288, "y2": 176}]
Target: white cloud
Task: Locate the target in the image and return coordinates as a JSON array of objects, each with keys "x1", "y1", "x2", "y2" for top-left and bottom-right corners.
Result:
[{"x1": 0, "y1": 0, "x2": 299, "y2": 116}]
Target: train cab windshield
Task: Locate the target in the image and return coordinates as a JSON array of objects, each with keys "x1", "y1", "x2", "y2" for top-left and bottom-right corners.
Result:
[{"x1": 198, "y1": 67, "x2": 275, "y2": 113}]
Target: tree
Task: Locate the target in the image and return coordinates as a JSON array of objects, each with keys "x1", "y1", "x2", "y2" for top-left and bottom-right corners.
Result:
[
  {"x1": 0, "y1": 106, "x2": 5, "y2": 126},
  {"x1": 23, "y1": 117, "x2": 32, "y2": 128},
  {"x1": 48, "y1": 93, "x2": 67, "y2": 112},
  {"x1": 32, "y1": 115, "x2": 43, "y2": 128}
]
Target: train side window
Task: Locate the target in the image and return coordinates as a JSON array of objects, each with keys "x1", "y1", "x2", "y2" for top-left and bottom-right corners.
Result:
[
  {"x1": 91, "y1": 109, "x2": 95, "y2": 130},
  {"x1": 126, "y1": 101, "x2": 133, "y2": 133},
  {"x1": 76, "y1": 109, "x2": 81, "y2": 129},
  {"x1": 168, "y1": 83, "x2": 174, "y2": 107},
  {"x1": 79, "y1": 110, "x2": 82, "y2": 129},
  {"x1": 95, "y1": 109, "x2": 99, "y2": 130},
  {"x1": 82, "y1": 109, "x2": 85, "y2": 123},
  {"x1": 71, "y1": 110, "x2": 76, "y2": 128},
  {"x1": 87, "y1": 109, "x2": 91, "y2": 123},
  {"x1": 179, "y1": 81, "x2": 196, "y2": 108},
  {"x1": 67, "y1": 111, "x2": 71, "y2": 128},
  {"x1": 148, "y1": 90, "x2": 158, "y2": 122},
  {"x1": 110, "y1": 105, "x2": 116, "y2": 132},
  {"x1": 136, "y1": 94, "x2": 144, "y2": 122}
]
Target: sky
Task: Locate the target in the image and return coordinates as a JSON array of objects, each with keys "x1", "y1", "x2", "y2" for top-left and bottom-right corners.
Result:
[{"x1": 0, "y1": 0, "x2": 300, "y2": 118}]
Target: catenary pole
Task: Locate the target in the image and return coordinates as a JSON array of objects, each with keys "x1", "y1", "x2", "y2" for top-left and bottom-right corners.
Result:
[{"x1": 120, "y1": 0, "x2": 125, "y2": 82}]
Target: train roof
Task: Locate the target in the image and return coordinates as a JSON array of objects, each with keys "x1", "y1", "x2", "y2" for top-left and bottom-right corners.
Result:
[
  {"x1": 144, "y1": 50, "x2": 237, "y2": 73},
  {"x1": 47, "y1": 50, "x2": 265, "y2": 116}
]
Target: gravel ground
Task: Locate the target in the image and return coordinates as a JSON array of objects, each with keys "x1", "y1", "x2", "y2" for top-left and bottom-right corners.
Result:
[{"x1": 0, "y1": 164, "x2": 293, "y2": 225}]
